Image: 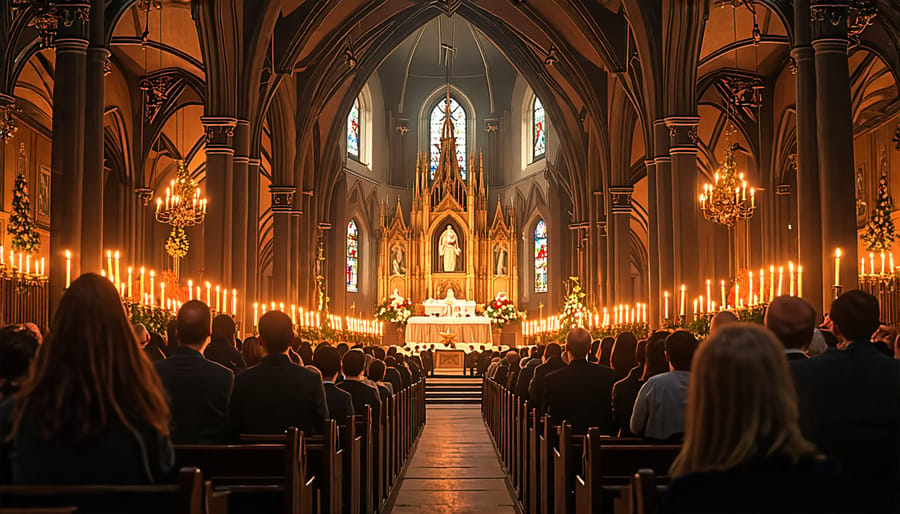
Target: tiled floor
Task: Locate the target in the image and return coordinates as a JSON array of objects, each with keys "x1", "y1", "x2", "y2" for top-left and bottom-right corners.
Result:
[{"x1": 386, "y1": 405, "x2": 518, "y2": 514}]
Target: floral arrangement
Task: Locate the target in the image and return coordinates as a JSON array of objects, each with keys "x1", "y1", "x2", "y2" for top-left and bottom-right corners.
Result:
[
  {"x1": 165, "y1": 227, "x2": 190, "y2": 258},
  {"x1": 375, "y1": 291, "x2": 413, "y2": 326},
  {"x1": 560, "y1": 276, "x2": 588, "y2": 330},
  {"x1": 484, "y1": 292, "x2": 523, "y2": 328}
]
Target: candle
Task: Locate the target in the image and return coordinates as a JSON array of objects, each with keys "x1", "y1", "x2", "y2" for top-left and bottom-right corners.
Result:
[
  {"x1": 769, "y1": 266, "x2": 775, "y2": 301},
  {"x1": 291, "y1": 304, "x2": 297, "y2": 325},
  {"x1": 101, "y1": 268, "x2": 106, "y2": 278},
  {"x1": 748, "y1": 271, "x2": 754, "y2": 305},
  {"x1": 114, "y1": 251, "x2": 120, "y2": 287},
  {"x1": 679, "y1": 285, "x2": 686, "y2": 318},
  {"x1": 188, "y1": 280, "x2": 193, "y2": 300},
  {"x1": 699, "y1": 295, "x2": 705, "y2": 313},
  {"x1": 798, "y1": 265, "x2": 803, "y2": 298},
  {"x1": 693, "y1": 299, "x2": 698, "y2": 317},
  {"x1": 759, "y1": 270, "x2": 764, "y2": 305},
  {"x1": 232, "y1": 289, "x2": 237, "y2": 315},
  {"x1": 106, "y1": 250, "x2": 113, "y2": 279},
  {"x1": 149, "y1": 270, "x2": 155, "y2": 306},
  {"x1": 39, "y1": 257, "x2": 45, "y2": 277},
  {"x1": 735, "y1": 282, "x2": 740, "y2": 309},
  {"x1": 223, "y1": 289, "x2": 228, "y2": 314},
  {"x1": 642, "y1": 303, "x2": 647, "y2": 323},
  {"x1": 253, "y1": 302, "x2": 259, "y2": 328},
  {"x1": 777, "y1": 266, "x2": 784, "y2": 296},
  {"x1": 835, "y1": 249, "x2": 842, "y2": 286},
  {"x1": 139, "y1": 267, "x2": 145, "y2": 300},
  {"x1": 127, "y1": 267, "x2": 133, "y2": 299},
  {"x1": 706, "y1": 280, "x2": 711, "y2": 310},
  {"x1": 869, "y1": 252, "x2": 874, "y2": 277},
  {"x1": 215, "y1": 285, "x2": 221, "y2": 312},
  {"x1": 720, "y1": 280, "x2": 726, "y2": 308},
  {"x1": 160, "y1": 281, "x2": 165, "y2": 308},
  {"x1": 882, "y1": 252, "x2": 886, "y2": 275},
  {"x1": 206, "y1": 282, "x2": 211, "y2": 306},
  {"x1": 663, "y1": 291, "x2": 670, "y2": 320},
  {"x1": 861, "y1": 257, "x2": 866, "y2": 275},
  {"x1": 789, "y1": 262, "x2": 795, "y2": 296}
]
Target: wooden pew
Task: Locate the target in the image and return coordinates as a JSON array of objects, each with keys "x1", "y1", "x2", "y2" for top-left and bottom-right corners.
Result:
[
  {"x1": 573, "y1": 428, "x2": 680, "y2": 514},
  {"x1": 355, "y1": 406, "x2": 375, "y2": 514},
  {"x1": 341, "y1": 415, "x2": 362, "y2": 514},
  {"x1": 553, "y1": 422, "x2": 587, "y2": 514},
  {"x1": 174, "y1": 427, "x2": 314, "y2": 514},
  {"x1": 528, "y1": 408, "x2": 541, "y2": 514},
  {"x1": 539, "y1": 415, "x2": 557, "y2": 514},
  {"x1": 0, "y1": 467, "x2": 207, "y2": 514},
  {"x1": 632, "y1": 469, "x2": 661, "y2": 514}
]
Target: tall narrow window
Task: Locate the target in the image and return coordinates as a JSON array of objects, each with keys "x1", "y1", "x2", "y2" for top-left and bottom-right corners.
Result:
[
  {"x1": 533, "y1": 97, "x2": 545, "y2": 160},
  {"x1": 430, "y1": 96, "x2": 467, "y2": 181},
  {"x1": 346, "y1": 220, "x2": 359, "y2": 292},
  {"x1": 534, "y1": 219, "x2": 548, "y2": 293},
  {"x1": 347, "y1": 98, "x2": 360, "y2": 158}
]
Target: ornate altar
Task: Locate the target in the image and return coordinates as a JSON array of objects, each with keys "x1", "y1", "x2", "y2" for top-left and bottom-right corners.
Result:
[{"x1": 379, "y1": 94, "x2": 518, "y2": 308}]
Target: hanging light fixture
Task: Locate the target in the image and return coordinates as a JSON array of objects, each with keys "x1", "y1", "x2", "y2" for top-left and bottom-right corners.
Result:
[{"x1": 699, "y1": 125, "x2": 756, "y2": 227}]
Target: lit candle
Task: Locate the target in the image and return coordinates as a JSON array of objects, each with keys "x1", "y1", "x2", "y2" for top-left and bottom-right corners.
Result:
[
  {"x1": 835, "y1": 248, "x2": 842, "y2": 286},
  {"x1": 114, "y1": 251, "x2": 120, "y2": 287},
  {"x1": 720, "y1": 280, "x2": 726, "y2": 308},
  {"x1": 798, "y1": 266, "x2": 803, "y2": 298},
  {"x1": 160, "y1": 281, "x2": 165, "y2": 308},
  {"x1": 127, "y1": 267, "x2": 133, "y2": 299},
  {"x1": 206, "y1": 282, "x2": 211, "y2": 306},
  {"x1": 106, "y1": 250, "x2": 113, "y2": 279},
  {"x1": 139, "y1": 267, "x2": 145, "y2": 300},
  {"x1": 279, "y1": 302, "x2": 285, "y2": 313},
  {"x1": 735, "y1": 282, "x2": 740, "y2": 309},
  {"x1": 706, "y1": 280, "x2": 711, "y2": 310},
  {"x1": 149, "y1": 270, "x2": 155, "y2": 307},
  {"x1": 861, "y1": 257, "x2": 866, "y2": 275},
  {"x1": 788, "y1": 262, "x2": 795, "y2": 297},
  {"x1": 693, "y1": 299, "x2": 698, "y2": 318},
  {"x1": 679, "y1": 285, "x2": 686, "y2": 318},
  {"x1": 223, "y1": 288, "x2": 228, "y2": 314},
  {"x1": 188, "y1": 280, "x2": 193, "y2": 300},
  {"x1": 759, "y1": 270, "x2": 764, "y2": 305},
  {"x1": 291, "y1": 304, "x2": 297, "y2": 325},
  {"x1": 253, "y1": 302, "x2": 259, "y2": 328},
  {"x1": 232, "y1": 289, "x2": 237, "y2": 315},
  {"x1": 882, "y1": 252, "x2": 886, "y2": 275},
  {"x1": 663, "y1": 292, "x2": 670, "y2": 320},
  {"x1": 215, "y1": 285, "x2": 221, "y2": 312},
  {"x1": 869, "y1": 252, "x2": 875, "y2": 277},
  {"x1": 642, "y1": 303, "x2": 647, "y2": 323},
  {"x1": 748, "y1": 271, "x2": 754, "y2": 305},
  {"x1": 777, "y1": 266, "x2": 784, "y2": 296},
  {"x1": 100, "y1": 269, "x2": 107, "y2": 278},
  {"x1": 613, "y1": 306, "x2": 619, "y2": 325}
]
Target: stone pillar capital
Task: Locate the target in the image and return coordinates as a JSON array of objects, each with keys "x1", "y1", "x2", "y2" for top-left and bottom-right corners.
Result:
[
  {"x1": 269, "y1": 185, "x2": 300, "y2": 215},
  {"x1": 201, "y1": 116, "x2": 237, "y2": 147},
  {"x1": 609, "y1": 186, "x2": 634, "y2": 215}
]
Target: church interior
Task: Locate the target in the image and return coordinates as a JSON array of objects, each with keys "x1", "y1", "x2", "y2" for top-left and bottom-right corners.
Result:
[{"x1": 1, "y1": 0, "x2": 900, "y2": 513}]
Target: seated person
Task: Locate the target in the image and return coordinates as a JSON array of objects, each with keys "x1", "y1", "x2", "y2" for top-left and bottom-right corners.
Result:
[
  {"x1": 228, "y1": 311, "x2": 328, "y2": 438},
  {"x1": 0, "y1": 325, "x2": 40, "y2": 400},
  {"x1": 366, "y1": 359, "x2": 392, "y2": 400},
  {"x1": 338, "y1": 349, "x2": 381, "y2": 417},
  {"x1": 204, "y1": 315, "x2": 247, "y2": 374},
  {"x1": 311, "y1": 345, "x2": 354, "y2": 426},
  {"x1": 664, "y1": 324, "x2": 851, "y2": 513},
  {"x1": 154, "y1": 300, "x2": 233, "y2": 444}
]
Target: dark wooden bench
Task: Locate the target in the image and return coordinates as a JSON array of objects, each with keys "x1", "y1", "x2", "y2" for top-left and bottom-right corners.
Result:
[
  {"x1": 0, "y1": 467, "x2": 219, "y2": 514},
  {"x1": 174, "y1": 427, "x2": 314, "y2": 514},
  {"x1": 574, "y1": 428, "x2": 680, "y2": 514},
  {"x1": 340, "y1": 415, "x2": 362, "y2": 514}
]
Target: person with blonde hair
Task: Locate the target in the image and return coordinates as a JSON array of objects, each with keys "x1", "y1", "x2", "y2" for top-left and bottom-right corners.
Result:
[{"x1": 664, "y1": 324, "x2": 850, "y2": 513}]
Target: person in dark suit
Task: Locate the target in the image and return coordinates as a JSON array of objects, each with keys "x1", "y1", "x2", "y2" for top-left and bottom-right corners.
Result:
[
  {"x1": 394, "y1": 355, "x2": 412, "y2": 388},
  {"x1": 765, "y1": 295, "x2": 816, "y2": 360},
  {"x1": 366, "y1": 359, "x2": 392, "y2": 401},
  {"x1": 406, "y1": 355, "x2": 422, "y2": 382},
  {"x1": 338, "y1": 349, "x2": 381, "y2": 417},
  {"x1": 612, "y1": 336, "x2": 654, "y2": 436},
  {"x1": 515, "y1": 347, "x2": 542, "y2": 398},
  {"x1": 154, "y1": 300, "x2": 233, "y2": 444},
  {"x1": 494, "y1": 350, "x2": 518, "y2": 387},
  {"x1": 135, "y1": 324, "x2": 165, "y2": 362},
  {"x1": 544, "y1": 328, "x2": 617, "y2": 434},
  {"x1": 383, "y1": 356, "x2": 404, "y2": 392},
  {"x1": 792, "y1": 290, "x2": 900, "y2": 511},
  {"x1": 311, "y1": 345, "x2": 354, "y2": 426},
  {"x1": 529, "y1": 342, "x2": 566, "y2": 414},
  {"x1": 228, "y1": 311, "x2": 328, "y2": 438},
  {"x1": 664, "y1": 324, "x2": 851, "y2": 514},
  {"x1": 204, "y1": 315, "x2": 246, "y2": 374}
]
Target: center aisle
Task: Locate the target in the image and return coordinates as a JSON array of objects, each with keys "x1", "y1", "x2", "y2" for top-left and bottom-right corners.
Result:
[{"x1": 384, "y1": 404, "x2": 518, "y2": 513}]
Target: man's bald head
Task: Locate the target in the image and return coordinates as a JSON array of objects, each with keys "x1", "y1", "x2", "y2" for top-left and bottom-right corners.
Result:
[
  {"x1": 710, "y1": 310, "x2": 739, "y2": 334},
  {"x1": 177, "y1": 300, "x2": 211, "y2": 347},
  {"x1": 765, "y1": 295, "x2": 816, "y2": 350},
  {"x1": 566, "y1": 328, "x2": 592, "y2": 359}
]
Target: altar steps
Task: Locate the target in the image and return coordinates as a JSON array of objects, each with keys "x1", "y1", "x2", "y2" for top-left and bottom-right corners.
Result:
[{"x1": 425, "y1": 376, "x2": 483, "y2": 404}]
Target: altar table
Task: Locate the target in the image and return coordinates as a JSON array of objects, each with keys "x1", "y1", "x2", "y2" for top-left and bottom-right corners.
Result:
[{"x1": 405, "y1": 316, "x2": 493, "y2": 346}]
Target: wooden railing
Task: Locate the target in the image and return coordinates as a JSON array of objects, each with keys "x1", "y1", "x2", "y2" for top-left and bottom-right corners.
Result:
[
  {"x1": 0, "y1": 275, "x2": 48, "y2": 327},
  {"x1": 482, "y1": 377, "x2": 679, "y2": 514}
]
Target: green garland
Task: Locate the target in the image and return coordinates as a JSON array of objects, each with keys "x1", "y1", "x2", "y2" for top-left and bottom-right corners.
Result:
[
  {"x1": 165, "y1": 226, "x2": 190, "y2": 258},
  {"x1": 663, "y1": 304, "x2": 767, "y2": 338},
  {"x1": 127, "y1": 302, "x2": 175, "y2": 335}
]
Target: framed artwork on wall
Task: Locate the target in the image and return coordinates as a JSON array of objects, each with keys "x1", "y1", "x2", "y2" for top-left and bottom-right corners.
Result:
[{"x1": 37, "y1": 164, "x2": 50, "y2": 225}]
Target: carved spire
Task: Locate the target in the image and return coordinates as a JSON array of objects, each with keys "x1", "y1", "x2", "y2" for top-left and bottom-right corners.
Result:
[{"x1": 479, "y1": 151, "x2": 486, "y2": 197}]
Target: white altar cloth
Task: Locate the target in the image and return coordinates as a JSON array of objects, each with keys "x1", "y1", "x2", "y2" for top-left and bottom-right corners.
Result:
[
  {"x1": 405, "y1": 316, "x2": 493, "y2": 345},
  {"x1": 422, "y1": 298, "x2": 477, "y2": 317}
]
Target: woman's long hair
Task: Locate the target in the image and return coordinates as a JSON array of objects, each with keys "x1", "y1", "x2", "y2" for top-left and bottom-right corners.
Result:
[
  {"x1": 670, "y1": 324, "x2": 817, "y2": 476},
  {"x1": 642, "y1": 331, "x2": 670, "y2": 381},
  {"x1": 610, "y1": 332, "x2": 638, "y2": 378},
  {"x1": 9, "y1": 273, "x2": 170, "y2": 442}
]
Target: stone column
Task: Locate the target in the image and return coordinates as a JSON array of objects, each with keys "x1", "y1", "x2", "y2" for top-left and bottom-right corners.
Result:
[
  {"x1": 269, "y1": 185, "x2": 297, "y2": 302},
  {"x1": 794, "y1": 0, "x2": 824, "y2": 313},
  {"x1": 200, "y1": 117, "x2": 236, "y2": 285},
  {"x1": 80, "y1": 0, "x2": 107, "y2": 273},
  {"x1": 667, "y1": 117, "x2": 701, "y2": 303},
  {"x1": 49, "y1": 11, "x2": 90, "y2": 308},
  {"x1": 609, "y1": 187, "x2": 634, "y2": 304},
  {"x1": 645, "y1": 158, "x2": 661, "y2": 326},
  {"x1": 245, "y1": 159, "x2": 260, "y2": 311},
  {"x1": 811, "y1": 1, "x2": 858, "y2": 299},
  {"x1": 653, "y1": 120, "x2": 675, "y2": 299},
  {"x1": 231, "y1": 120, "x2": 250, "y2": 325}
]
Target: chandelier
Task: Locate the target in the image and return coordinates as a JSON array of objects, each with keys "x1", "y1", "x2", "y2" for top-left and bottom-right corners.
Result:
[
  {"x1": 155, "y1": 160, "x2": 207, "y2": 227},
  {"x1": 0, "y1": 106, "x2": 17, "y2": 142},
  {"x1": 698, "y1": 126, "x2": 756, "y2": 227}
]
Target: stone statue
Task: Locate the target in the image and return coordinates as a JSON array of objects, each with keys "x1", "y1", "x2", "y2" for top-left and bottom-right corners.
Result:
[
  {"x1": 494, "y1": 245, "x2": 508, "y2": 275},
  {"x1": 391, "y1": 244, "x2": 405, "y2": 275},
  {"x1": 438, "y1": 224, "x2": 461, "y2": 272}
]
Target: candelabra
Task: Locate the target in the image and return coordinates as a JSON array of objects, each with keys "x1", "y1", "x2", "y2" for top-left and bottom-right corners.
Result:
[
  {"x1": 698, "y1": 127, "x2": 757, "y2": 227},
  {"x1": 155, "y1": 160, "x2": 207, "y2": 276}
]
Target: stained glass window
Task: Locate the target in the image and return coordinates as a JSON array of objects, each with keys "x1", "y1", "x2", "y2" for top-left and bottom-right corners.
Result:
[
  {"x1": 534, "y1": 219, "x2": 548, "y2": 293},
  {"x1": 430, "y1": 96, "x2": 466, "y2": 181},
  {"x1": 347, "y1": 98, "x2": 360, "y2": 158},
  {"x1": 533, "y1": 97, "x2": 545, "y2": 160},
  {"x1": 346, "y1": 220, "x2": 359, "y2": 292}
]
